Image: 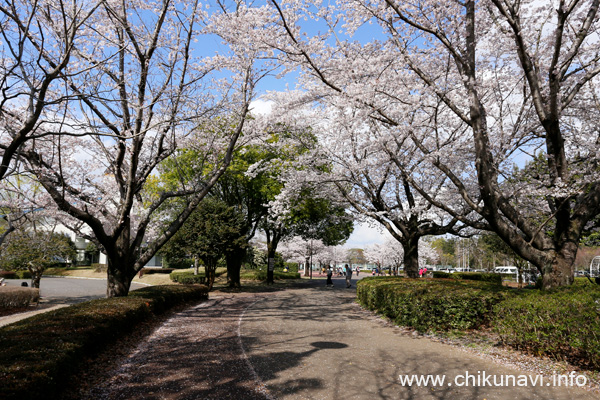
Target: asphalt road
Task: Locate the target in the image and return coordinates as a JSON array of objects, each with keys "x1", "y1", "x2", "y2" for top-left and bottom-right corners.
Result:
[
  {"x1": 79, "y1": 277, "x2": 598, "y2": 399},
  {"x1": 4, "y1": 276, "x2": 146, "y2": 305},
  {"x1": 239, "y1": 279, "x2": 597, "y2": 400}
]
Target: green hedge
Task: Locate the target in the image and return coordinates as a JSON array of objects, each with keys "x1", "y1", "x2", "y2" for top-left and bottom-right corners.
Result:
[
  {"x1": 356, "y1": 277, "x2": 509, "y2": 332},
  {"x1": 0, "y1": 285, "x2": 208, "y2": 400},
  {"x1": 283, "y1": 262, "x2": 299, "y2": 273},
  {"x1": 170, "y1": 270, "x2": 207, "y2": 284},
  {"x1": 492, "y1": 285, "x2": 600, "y2": 370},
  {"x1": 17, "y1": 270, "x2": 32, "y2": 279},
  {"x1": 140, "y1": 267, "x2": 174, "y2": 275},
  {"x1": 432, "y1": 271, "x2": 502, "y2": 285}
]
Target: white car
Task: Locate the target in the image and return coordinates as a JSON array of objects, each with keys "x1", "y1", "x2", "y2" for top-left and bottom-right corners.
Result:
[
  {"x1": 494, "y1": 266, "x2": 518, "y2": 274},
  {"x1": 440, "y1": 268, "x2": 457, "y2": 273}
]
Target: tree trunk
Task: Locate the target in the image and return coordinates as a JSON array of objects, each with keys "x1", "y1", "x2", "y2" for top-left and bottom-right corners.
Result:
[
  {"x1": 29, "y1": 267, "x2": 41, "y2": 289},
  {"x1": 107, "y1": 257, "x2": 134, "y2": 297},
  {"x1": 266, "y1": 246, "x2": 276, "y2": 284},
  {"x1": 225, "y1": 247, "x2": 244, "y2": 288},
  {"x1": 266, "y1": 231, "x2": 282, "y2": 285},
  {"x1": 106, "y1": 223, "x2": 136, "y2": 297},
  {"x1": 541, "y1": 247, "x2": 576, "y2": 289},
  {"x1": 194, "y1": 257, "x2": 199, "y2": 275},
  {"x1": 403, "y1": 236, "x2": 420, "y2": 279},
  {"x1": 304, "y1": 256, "x2": 310, "y2": 277},
  {"x1": 205, "y1": 265, "x2": 216, "y2": 290}
]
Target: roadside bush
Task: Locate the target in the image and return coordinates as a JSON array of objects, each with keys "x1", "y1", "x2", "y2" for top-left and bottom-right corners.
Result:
[
  {"x1": 356, "y1": 277, "x2": 510, "y2": 332},
  {"x1": 492, "y1": 286, "x2": 600, "y2": 370},
  {"x1": 0, "y1": 284, "x2": 208, "y2": 400},
  {"x1": 0, "y1": 271, "x2": 17, "y2": 279},
  {"x1": 0, "y1": 287, "x2": 40, "y2": 308},
  {"x1": 170, "y1": 270, "x2": 207, "y2": 284},
  {"x1": 283, "y1": 262, "x2": 299, "y2": 273},
  {"x1": 140, "y1": 268, "x2": 174, "y2": 275},
  {"x1": 16, "y1": 270, "x2": 31, "y2": 279},
  {"x1": 432, "y1": 271, "x2": 501, "y2": 285},
  {"x1": 454, "y1": 272, "x2": 502, "y2": 285}
]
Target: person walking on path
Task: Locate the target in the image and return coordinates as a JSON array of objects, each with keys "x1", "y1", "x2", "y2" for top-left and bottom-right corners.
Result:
[
  {"x1": 326, "y1": 266, "x2": 333, "y2": 287},
  {"x1": 345, "y1": 264, "x2": 352, "y2": 288}
]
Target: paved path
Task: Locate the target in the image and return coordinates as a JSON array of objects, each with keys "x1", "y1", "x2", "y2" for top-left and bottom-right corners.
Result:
[
  {"x1": 86, "y1": 278, "x2": 597, "y2": 399},
  {"x1": 241, "y1": 282, "x2": 596, "y2": 399},
  {"x1": 85, "y1": 294, "x2": 271, "y2": 400}
]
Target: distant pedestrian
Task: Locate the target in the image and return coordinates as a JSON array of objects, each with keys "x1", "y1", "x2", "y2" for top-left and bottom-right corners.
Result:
[
  {"x1": 419, "y1": 268, "x2": 423, "y2": 278},
  {"x1": 355, "y1": 266, "x2": 359, "y2": 277},
  {"x1": 326, "y1": 266, "x2": 333, "y2": 287},
  {"x1": 345, "y1": 264, "x2": 352, "y2": 288}
]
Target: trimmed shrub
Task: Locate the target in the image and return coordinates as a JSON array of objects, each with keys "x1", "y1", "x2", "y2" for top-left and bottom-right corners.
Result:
[
  {"x1": 140, "y1": 267, "x2": 174, "y2": 275},
  {"x1": 16, "y1": 270, "x2": 32, "y2": 279},
  {"x1": 0, "y1": 284, "x2": 208, "y2": 400},
  {"x1": 356, "y1": 277, "x2": 509, "y2": 332},
  {"x1": 170, "y1": 270, "x2": 207, "y2": 284},
  {"x1": 283, "y1": 262, "x2": 299, "y2": 273},
  {"x1": 454, "y1": 272, "x2": 502, "y2": 285},
  {"x1": 0, "y1": 271, "x2": 18, "y2": 279},
  {"x1": 0, "y1": 287, "x2": 40, "y2": 308},
  {"x1": 432, "y1": 271, "x2": 501, "y2": 285},
  {"x1": 492, "y1": 286, "x2": 600, "y2": 370}
]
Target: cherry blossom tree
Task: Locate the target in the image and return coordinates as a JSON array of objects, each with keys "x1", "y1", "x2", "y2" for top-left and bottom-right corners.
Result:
[
  {"x1": 278, "y1": 235, "x2": 326, "y2": 275},
  {"x1": 0, "y1": 0, "x2": 99, "y2": 181},
  {"x1": 254, "y1": 0, "x2": 600, "y2": 288},
  {"x1": 15, "y1": 0, "x2": 269, "y2": 296},
  {"x1": 0, "y1": 171, "x2": 55, "y2": 247},
  {"x1": 363, "y1": 243, "x2": 385, "y2": 268},
  {"x1": 365, "y1": 237, "x2": 433, "y2": 272},
  {"x1": 0, "y1": 230, "x2": 76, "y2": 288}
]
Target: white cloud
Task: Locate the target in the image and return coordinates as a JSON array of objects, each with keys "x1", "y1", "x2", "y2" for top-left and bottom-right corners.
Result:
[
  {"x1": 344, "y1": 221, "x2": 392, "y2": 249},
  {"x1": 249, "y1": 99, "x2": 273, "y2": 115}
]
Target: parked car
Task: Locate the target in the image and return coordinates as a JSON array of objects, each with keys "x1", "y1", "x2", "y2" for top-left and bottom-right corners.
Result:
[
  {"x1": 439, "y1": 267, "x2": 457, "y2": 273},
  {"x1": 494, "y1": 266, "x2": 518, "y2": 274}
]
